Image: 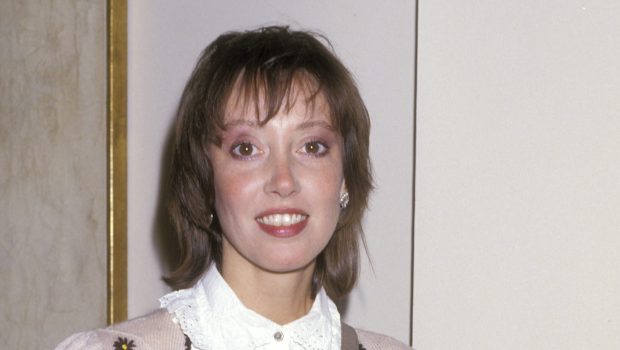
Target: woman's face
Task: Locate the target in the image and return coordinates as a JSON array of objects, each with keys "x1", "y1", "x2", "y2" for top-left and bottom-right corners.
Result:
[{"x1": 208, "y1": 89, "x2": 346, "y2": 275}]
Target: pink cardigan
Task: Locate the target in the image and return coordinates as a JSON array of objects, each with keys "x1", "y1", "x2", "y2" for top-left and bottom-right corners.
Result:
[{"x1": 56, "y1": 309, "x2": 411, "y2": 350}]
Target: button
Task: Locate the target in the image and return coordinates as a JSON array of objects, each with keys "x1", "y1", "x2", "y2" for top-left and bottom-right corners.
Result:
[{"x1": 273, "y1": 331, "x2": 284, "y2": 342}]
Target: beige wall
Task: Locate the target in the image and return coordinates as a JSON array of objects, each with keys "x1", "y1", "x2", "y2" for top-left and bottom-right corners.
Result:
[
  {"x1": 414, "y1": 1, "x2": 620, "y2": 348},
  {"x1": 0, "y1": 1, "x2": 107, "y2": 348}
]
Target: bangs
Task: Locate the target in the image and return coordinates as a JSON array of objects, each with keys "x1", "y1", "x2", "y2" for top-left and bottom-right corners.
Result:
[
  {"x1": 198, "y1": 28, "x2": 350, "y2": 145},
  {"x1": 214, "y1": 69, "x2": 337, "y2": 133}
]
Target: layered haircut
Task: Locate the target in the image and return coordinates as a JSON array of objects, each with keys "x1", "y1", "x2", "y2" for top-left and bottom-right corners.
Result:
[{"x1": 166, "y1": 26, "x2": 373, "y2": 299}]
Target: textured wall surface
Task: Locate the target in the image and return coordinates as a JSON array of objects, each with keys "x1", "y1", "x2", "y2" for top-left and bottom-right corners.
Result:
[{"x1": 0, "y1": 1, "x2": 107, "y2": 348}]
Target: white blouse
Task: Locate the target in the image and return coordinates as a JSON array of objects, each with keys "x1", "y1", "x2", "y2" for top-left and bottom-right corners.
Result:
[{"x1": 159, "y1": 265, "x2": 342, "y2": 350}]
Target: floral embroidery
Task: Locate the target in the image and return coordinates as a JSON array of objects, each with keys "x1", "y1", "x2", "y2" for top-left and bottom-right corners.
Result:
[
  {"x1": 113, "y1": 337, "x2": 136, "y2": 350},
  {"x1": 184, "y1": 334, "x2": 192, "y2": 350}
]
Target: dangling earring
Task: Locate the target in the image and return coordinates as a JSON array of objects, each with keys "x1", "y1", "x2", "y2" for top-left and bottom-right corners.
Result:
[
  {"x1": 339, "y1": 192, "x2": 349, "y2": 209},
  {"x1": 207, "y1": 213, "x2": 214, "y2": 227}
]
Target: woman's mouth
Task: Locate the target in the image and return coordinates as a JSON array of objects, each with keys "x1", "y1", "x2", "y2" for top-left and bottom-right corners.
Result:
[
  {"x1": 255, "y1": 210, "x2": 309, "y2": 238},
  {"x1": 256, "y1": 213, "x2": 307, "y2": 226}
]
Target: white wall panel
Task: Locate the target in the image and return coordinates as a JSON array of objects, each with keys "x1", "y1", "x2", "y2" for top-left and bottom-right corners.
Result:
[
  {"x1": 414, "y1": 1, "x2": 620, "y2": 348},
  {"x1": 127, "y1": 1, "x2": 414, "y2": 343}
]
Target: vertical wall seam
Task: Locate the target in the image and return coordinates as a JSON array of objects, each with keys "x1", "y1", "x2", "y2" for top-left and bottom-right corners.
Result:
[{"x1": 409, "y1": 0, "x2": 420, "y2": 346}]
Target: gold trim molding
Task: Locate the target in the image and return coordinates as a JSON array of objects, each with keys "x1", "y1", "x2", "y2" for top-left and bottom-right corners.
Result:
[{"x1": 107, "y1": 0, "x2": 128, "y2": 325}]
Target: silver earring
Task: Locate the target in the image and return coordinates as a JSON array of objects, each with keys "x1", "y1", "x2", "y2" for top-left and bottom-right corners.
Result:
[
  {"x1": 339, "y1": 192, "x2": 349, "y2": 209},
  {"x1": 207, "y1": 213, "x2": 214, "y2": 227}
]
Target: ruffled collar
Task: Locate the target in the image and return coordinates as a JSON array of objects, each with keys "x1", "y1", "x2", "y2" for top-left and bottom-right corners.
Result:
[{"x1": 159, "y1": 265, "x2": 341, "y2": 350}]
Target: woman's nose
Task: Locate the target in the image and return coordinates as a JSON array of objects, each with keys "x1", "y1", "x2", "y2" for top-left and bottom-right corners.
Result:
[{"x1": 264, "y1": 153, "x2": 299, "y2": 197}]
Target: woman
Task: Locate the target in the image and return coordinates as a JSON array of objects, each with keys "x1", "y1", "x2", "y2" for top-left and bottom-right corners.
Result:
[{"x1": 58, "y1": 26, "x2": 410, "y2": 350}]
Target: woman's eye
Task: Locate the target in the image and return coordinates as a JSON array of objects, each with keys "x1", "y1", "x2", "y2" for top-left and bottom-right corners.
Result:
[
  {"x1": 301, "y1": 141, "x2": 328, "y2": 156},
  {"x1": 231, "y1": 142, "x2": 259, "y2": 158}
]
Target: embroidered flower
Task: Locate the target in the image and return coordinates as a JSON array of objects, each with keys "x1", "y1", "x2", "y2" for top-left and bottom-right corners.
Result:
[{"x1": 113, "y1": 337, "x2": 136, "y2": 350}]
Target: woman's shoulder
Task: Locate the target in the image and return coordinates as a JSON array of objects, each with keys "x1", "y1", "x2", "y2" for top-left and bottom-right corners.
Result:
[
  {"x1": 355, "y1": 328, "x2": 412, "y2": 350},
  {"x1": 55, "y1": 309, "x2": 186, "y2": 350}
]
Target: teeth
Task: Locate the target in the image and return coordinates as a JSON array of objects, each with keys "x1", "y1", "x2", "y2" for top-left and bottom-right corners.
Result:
[{"x1": 257, "y1": 213, "x2": 307, "y2": 226}]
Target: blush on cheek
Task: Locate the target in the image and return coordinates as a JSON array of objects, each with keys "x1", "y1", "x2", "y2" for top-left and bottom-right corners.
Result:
[{"x1": 214, "y1": 172, "x2": 250, "y2": 198}]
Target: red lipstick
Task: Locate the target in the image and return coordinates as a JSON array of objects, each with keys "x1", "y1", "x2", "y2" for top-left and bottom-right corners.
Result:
[{"x1": 255, "y1": 208, "x2": 309, "y2": 238}]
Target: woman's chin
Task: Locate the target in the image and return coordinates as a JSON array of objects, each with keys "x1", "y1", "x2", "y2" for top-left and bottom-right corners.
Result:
[{"x1": 253, "y1": 254, "x2": 317, "y2": 275}]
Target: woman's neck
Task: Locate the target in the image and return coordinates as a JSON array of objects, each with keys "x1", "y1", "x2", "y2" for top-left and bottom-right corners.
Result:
[{"x1": 220, "y1": 257, "x2": 316, "y2": 325}]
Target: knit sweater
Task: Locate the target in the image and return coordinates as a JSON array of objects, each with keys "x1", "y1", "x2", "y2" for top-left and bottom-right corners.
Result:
[{"x1": 56, "y1": 309, "x2": 411, "y2": 350}]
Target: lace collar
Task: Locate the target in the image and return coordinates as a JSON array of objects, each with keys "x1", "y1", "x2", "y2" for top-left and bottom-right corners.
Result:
[{"x1": 160, "y1": 265, "x2": 342, "y2": 350}]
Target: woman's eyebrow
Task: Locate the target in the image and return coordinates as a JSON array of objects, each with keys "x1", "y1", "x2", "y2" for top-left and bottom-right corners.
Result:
[
  {"x1": 224, "y1": 119, "x2": 334, "y2": 131},
  {"x1": 297, "y1": 120, "x2": 335, "y2": 131},
  {"x1": 223, "y1": 119, "x2": 258, "y2": 128}
]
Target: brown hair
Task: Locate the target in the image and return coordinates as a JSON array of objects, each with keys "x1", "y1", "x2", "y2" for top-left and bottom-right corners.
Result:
[{"x1": 166, "y1": 26, "x2": 372, "y2": 299}]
